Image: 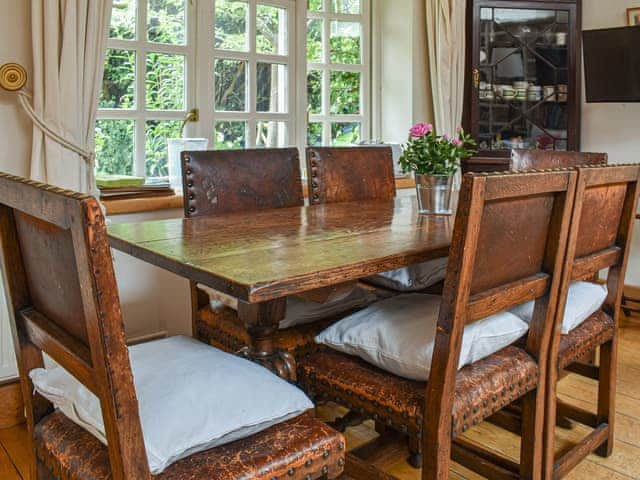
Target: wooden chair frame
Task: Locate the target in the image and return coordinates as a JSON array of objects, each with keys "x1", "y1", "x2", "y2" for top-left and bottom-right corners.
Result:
[
  {"x1": 0, "y1": 173, "x2": 151, "y2": 479},
  {"x1": 422, "y1": 169, "x2": 577, "y2": 480},
  {"x1": 543, "y1": 164, "x2": 640, "y2": 480}
]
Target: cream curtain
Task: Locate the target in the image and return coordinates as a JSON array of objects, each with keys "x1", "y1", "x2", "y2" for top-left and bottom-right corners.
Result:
[
  {"x1": 29, "y1": 0, "x2": 112, "y2": 194},
  {"x1": 425, "y1": 0, "x2": 466, "y2": 137}
]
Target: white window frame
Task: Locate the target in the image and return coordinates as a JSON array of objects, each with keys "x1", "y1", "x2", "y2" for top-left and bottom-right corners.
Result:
[
  {"x1": 96, "y1": 0, "x2": 372, "y2": 179},
  {"x1": 194, "y1": 0, "x2": 297, "y2": 149},
  {"x1": 297, "y1": 0, "x2": 371, "y2": 148},
  {"x1": 97, "y1": 0, "x2": 197, "y2": 178}
]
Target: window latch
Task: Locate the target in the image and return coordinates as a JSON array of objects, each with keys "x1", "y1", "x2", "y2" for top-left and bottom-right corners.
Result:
[{"x1": 180, "y1": 108, "x2": 199, "y2": 136}]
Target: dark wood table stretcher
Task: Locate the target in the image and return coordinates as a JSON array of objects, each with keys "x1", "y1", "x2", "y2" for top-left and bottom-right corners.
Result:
[{"x1": 107, "y1": 197, "x2": 453, "y2": 381}]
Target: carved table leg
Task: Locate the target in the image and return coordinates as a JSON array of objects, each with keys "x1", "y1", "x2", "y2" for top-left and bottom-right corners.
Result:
[{"x1": 237, "y1": 298, "x2": 296, "y2": 381}]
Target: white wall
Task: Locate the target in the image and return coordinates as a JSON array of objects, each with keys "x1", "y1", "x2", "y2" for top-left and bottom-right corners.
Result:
[
  {"x1": 582, "y1": 0, "x2": 640, "y2": 284},
  {"x1": 375, "y1": 0, "x2": 434, "y2": 144}
]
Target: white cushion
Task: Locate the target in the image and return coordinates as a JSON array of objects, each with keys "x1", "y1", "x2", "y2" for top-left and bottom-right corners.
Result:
[
  {"x1": 201, "y1": 284, "x2": 377, "y2": 330},
  {"x1": 29, "y1": 336, "x2": 313, "y2": 474},
  {"x1": 510, "y1": 281, "x2": 608, "y2": 334},
  {"x1": 278, "y1": 286, "x2": 377, "y2": 329},
  {"x1": 364, "y1": 258, "x2": 448, "y2": 292},
  {"x1": 315, "y1": 293, "x2": 529, "y2": 381}
]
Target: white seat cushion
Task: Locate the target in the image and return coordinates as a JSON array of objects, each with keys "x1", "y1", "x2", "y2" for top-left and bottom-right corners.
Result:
[
  {"x1": 315, "y1": 293, "x2": 529, "y2": 381},
  {"x1": 278, "y1": 286, "x2": 377, "y2": 329},
  {"x1": 510, "y1": 281, "x2": 608, "y2": 334},
  {"x1": 29, "y1": 336, "x2": 313, "y2": 474},
  {"x1": 364, "y1": 258, "x2": 448, "y2": 292},
  {"x1": 200, "y1": 284, "x2": 377, "y2": 329}
]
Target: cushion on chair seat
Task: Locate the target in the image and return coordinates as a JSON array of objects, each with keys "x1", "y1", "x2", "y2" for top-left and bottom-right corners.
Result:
[
  {"x1": 196, "y1": 305, "x2": 354, "y2": 357},
  {"x1": 364, "y1": 257, "x2": 448, "y2": 292},
  {"x1": 35, "y1": 410, "x2": 344, "y2": 480},
  {"x1": 558, "y1": 310, "x2": 614, "y2": 369},
  {"x1": 511, "y1": 281, "x2": 608, "y2": 334},
  {"x1": 297, "y1": 346, "x2": 538, "y2": 438},
  {"x1": 30, "y1": 336, "x2": 314, "y2": 474},
  {"x1": 314, "y1": 294, "x2": 529, "y2": 381}
]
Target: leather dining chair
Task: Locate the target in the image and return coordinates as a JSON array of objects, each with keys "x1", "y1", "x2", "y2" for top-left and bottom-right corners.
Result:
[
  {"x1": 182, "y1": 148, "x2": 377, "y2": 360},
  {"x1": 511, "y1": 150, "x2": 607, "y2": 171},
  {"x1": 462, "y1": 150, "x2": 607, "y2": 174},
  {"x1": 306, "y1": 146, "x2": 396, "y2": 205},
  {"x1": 542, "y1": 164, "x2": 640, "y2": 479},
  {"x1": 0, "y1": 172, "x2": 345, "y2": 480},
  {"x1": 298, "y1": 169, "x2": 578, "y2": 479}
]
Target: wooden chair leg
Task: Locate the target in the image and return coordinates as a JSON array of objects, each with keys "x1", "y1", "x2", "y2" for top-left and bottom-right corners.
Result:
[
  {"x1": 407, "y1": 436, "x2": 422, "y2": 469},
  {"x1": 519, "y1": 388, "x2": 544, "y2": 480},
  {"x1": 596, "y1": 339, "x2": 617, "y2": 457}
]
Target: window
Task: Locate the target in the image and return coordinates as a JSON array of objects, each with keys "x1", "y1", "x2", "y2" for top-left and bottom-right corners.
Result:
[
  {"x1": 97, "y1": 0, "x2": 193, "y2": 178},
  {"x1": 96, "y1": 0, "x2": 370, "y2": 179},
  {"x1": 304, "y1": 0, "x2": 370, "y2": 146},
  {"x1": 201, "y1": 0, "x2": 296, "y2": 149}
]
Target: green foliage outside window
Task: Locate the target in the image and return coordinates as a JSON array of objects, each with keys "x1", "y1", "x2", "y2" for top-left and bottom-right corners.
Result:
[{"x1": 97, "y1": 0, "x2": 364, "y2": 177}]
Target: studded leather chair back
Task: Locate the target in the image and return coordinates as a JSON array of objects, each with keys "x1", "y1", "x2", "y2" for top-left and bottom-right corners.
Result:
[
  {"x1": 181, "y1": 148, "x2": 304, "y2": 217},
  {"x1": 0, "y1": 173, "x2": 151, "y2": 479},
  {"x1": 306, "y1": 146, "x2": 396, "y2": 205}
]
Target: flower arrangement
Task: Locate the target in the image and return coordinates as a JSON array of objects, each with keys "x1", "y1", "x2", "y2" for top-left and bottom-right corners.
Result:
[{"x1": 398, "y1": 123, "x2": 477, "y2": 176}]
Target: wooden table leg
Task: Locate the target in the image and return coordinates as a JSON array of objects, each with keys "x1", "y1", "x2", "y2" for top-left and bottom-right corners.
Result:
[{"x1": 237, "y1": 298, "x2": 296, "y2": 381}]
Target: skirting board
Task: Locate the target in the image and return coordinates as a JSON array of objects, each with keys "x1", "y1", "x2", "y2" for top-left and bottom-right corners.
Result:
[{"x1": 0, "y1": 379, "x2": 25, "y2": 428}]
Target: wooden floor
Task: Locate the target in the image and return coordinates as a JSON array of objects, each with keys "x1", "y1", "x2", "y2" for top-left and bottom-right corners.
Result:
[{"x1": 2, "y1": 316, "x2": 639, "y2": 479}]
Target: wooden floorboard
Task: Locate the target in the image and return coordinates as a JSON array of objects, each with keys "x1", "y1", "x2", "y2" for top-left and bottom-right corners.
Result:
[{"x1": 1, "y1": 318, "x2": 638, "y2": 479}]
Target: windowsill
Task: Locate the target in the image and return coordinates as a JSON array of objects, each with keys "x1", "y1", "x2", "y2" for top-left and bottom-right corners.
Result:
[{"x1": 104, "y1": 176, "x2": 417, "y2": 216}]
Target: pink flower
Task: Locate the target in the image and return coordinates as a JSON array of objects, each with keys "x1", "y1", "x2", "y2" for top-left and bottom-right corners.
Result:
[
  {"x1": 409, "y1": 123, "x2": 433, "y2": 138},
  {"x1": 442, "y1": 133, "x2": 449, "y2": 141},
  {"x1": 451, "y1": 138, "x2": 463, "y2": 147}
]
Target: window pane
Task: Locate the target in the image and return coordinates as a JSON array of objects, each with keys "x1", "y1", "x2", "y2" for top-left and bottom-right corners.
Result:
[
  {"x1": 330, "y1": 71, "x2": 360, "y2": 114},
  {"x1": 331, "y1": 122, "x2": 360, "y2": 145},
  {"x1": 257, "y1": 4, "x2": 287, "y2": 55},
  {"x1": 215, "y1": 0, "x2": 248, "y2": 51},
  {"x1": 100, "y1": 49, "x2": 136, "y2": 109},
  {"x1": 256, "y1": 121, "x2": 287, "y2": 147},
  {"x1": 146, "y1": 53, "x2": 185, "y2": 110},
  {"x1": 307, "y1": 69, "x2": 322, "y2": 114},
  {"x1": 308, "y1": 0, "x2": 323, "y2": 11},
  {"x1": 110, "y1": 0, "x2": 136, "y2": 40},
  {"x1": 307, "y1": 122, "x2": 323, "y2": 146},
  {"x1": 145, "y1": 120, "x2": 182, "y2": 177},
  {"x1": 257, "y1": 63, "x2": 287, "y2": 113},
  {"x1": 215, "y1": 121, "x2": 247, "y2": 149},
  {"x1": 306, "y1": 19, "x2": 323, "y2": 63},
  {"x1": 147, "y1": 0, "x2": 186, "y2": 44},
  {"x1": 95, "y1": 120, "x2": 135, "y2": 175},
  {"x1": 214, "y1": 59, "x2": 247, "y2": 111},
  {"x1": 331, "y1": 0, "x2": 360, "y2": 14},
  {"x1": 330, "y1": 21, "x2": 361, "y2": 64}
]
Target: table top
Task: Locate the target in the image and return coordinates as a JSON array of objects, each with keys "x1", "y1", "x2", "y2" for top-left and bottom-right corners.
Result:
[{"x1": 107, "y1": 197, "x2": 453, "y2": 303}]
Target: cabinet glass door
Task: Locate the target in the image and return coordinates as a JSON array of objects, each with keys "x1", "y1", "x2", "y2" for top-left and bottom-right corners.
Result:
[{"x1": 476, "y1": 6, "x2": 570, "y2": 152}]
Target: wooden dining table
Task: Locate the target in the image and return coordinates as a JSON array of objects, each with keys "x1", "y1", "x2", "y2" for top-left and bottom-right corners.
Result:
[{"x1": 107, "y1": 196, "x2": 453, "y2": 380}]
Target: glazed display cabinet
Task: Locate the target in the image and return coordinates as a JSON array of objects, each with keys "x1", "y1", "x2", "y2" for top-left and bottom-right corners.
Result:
[{"x1": 464, "y1": 0, "x2": 581, "y2": 155}]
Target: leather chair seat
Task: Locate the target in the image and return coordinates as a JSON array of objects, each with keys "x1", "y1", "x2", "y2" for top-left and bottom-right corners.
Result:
[
  {"x1": 558, "y1": 310, "x2": 614, "y2": 369},
  {"x1": 35, "y1": 410, "x2": 344, "y2": 480},
  {"x1": 297, "y1": 346, "x2": 538, "y2": 439},
  {"x1": 196, "y1": 305, "x2": 351, "y2": 357}
]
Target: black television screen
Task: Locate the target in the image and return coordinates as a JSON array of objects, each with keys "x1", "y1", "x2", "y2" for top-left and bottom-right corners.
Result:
[{"x1": 583, "y1": 26, "x2": 640, "y2": 103}]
